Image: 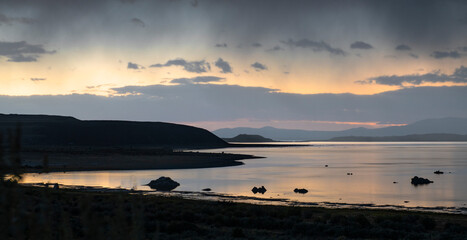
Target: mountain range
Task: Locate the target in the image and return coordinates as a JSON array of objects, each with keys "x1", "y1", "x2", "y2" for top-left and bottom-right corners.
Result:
[{"x1": 213, "y1": 117, "x2": 467, "y2": 141}]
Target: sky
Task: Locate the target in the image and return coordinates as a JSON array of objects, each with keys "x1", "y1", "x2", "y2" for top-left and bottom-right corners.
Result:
[{"x1": 1, "y1": 0, "x2": 466, "y2": 131}]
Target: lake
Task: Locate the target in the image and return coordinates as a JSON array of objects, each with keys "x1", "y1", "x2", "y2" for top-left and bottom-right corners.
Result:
[{"x1": 20, "y1": 142, "x2": 467, "y2": 213}]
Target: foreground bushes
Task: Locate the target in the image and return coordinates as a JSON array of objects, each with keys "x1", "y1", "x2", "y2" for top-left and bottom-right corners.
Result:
[{"x1": 1, "y1": 184, "x2": 466, "y2": 239}]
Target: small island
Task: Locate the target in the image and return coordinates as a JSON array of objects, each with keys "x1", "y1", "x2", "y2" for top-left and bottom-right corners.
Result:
[{"x1": 223, "y1": 134, "x2": 276, "y2": 142}]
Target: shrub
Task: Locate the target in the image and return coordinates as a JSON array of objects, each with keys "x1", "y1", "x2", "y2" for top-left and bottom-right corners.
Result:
[{"x1": 421, "y1": 217, "x2": 436, "y2": 230}]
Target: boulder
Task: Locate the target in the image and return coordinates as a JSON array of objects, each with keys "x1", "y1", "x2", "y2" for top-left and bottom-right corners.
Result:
[
  {"x1": 251, "y1": 186, "x2": 267, "y2": 194},
  {"x1": 411, "y1": 176, "x2": 433, "y2": 185},
  {"x1": 147, "y1": 176, "x2": 180, "y2": 191},
  {"x1": 294, "y1": 188, "x2": 308, "y2": 194}
]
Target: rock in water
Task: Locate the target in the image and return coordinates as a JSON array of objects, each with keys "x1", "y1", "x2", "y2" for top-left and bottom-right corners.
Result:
[
  {"x1": 251, "y1": 186, "x2": 267, "y2": 194},
  {"x1": 294, "y1": 188, "x2": 308, "y2": 194},
  {"x1": 147, "y1": 176, "x2": 180, "y2": 191},
  {"x1": 434, "y1": 170, "x2": 444, "y2": 174},
  {"x1": 411, "y1": 176, "x2": 433, "y2": 185},
  {"x1": 202, "y1": 188, "x2": 211, "y2": 191}
]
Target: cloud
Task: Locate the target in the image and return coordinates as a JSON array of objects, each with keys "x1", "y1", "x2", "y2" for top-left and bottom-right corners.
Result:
[
  {"x1": 281, "y1": 38, "x2": 346, "y2": 56},
  {"x1": 409, "y1": 53, "x2": 419, "y2": 59},
  {"x1": 3, "y1": 85, "x2": 466, "y2": 126},
  {"x1": 358, "y1": 65, "x2": 467, "y2": 86},
  {"x1": 266, "y1": 46, "x2": 283, "y2": 52},
  {"x1": 130, "y1": 18, "x2": 145, "y2": 27},
  {"x1": 149, "y1": 58, "x2": 211, "y2": 73},
  {"x1": 395, "y1": 44, "x2": 411, "y2": 51},
  {"x1": 127, "y1": 62, "x2": 144, "y2": 70},
  {"x1": 2, "y1": 0, "x2": 466, "y2": 61},
  {"x1": 252, "y1": 42, "x2": 262, "y2": 48},
  {"x1": 30, "y1": 78, "x2": 46, "y2": 81},
  {"x1": 215, "y1": 43, "x2": 227, "y2": 48},
  {"x1": 350, "y1": 41, "x2": 373, "y2": 50},
  {"x1": 251, "y1": 62, "x2": 267, "y2": 71},
  {"x1": 170, "y1": 76, "x2": 225, "y2": 85},
  {"x1": 0, "y1": 41, "x2": 55, "y2": 62},
  {"x1": 120, "y1": 0, "x2": 137, "y2": 3},
  {"x1": 453, "y1": 65, "x2": 467, "y2": 78},
  {"x1": 0, "y1": 13, "x2": 34, "y2": 25},
  {"x1": 431, "y1": 51, "x2": 461, "y2": 59},
  {"x1": 214, "y1": 58, "x2": 232, "y2": 73},
  {"x1": 7, "y1": 54, "x2": 37, "y2": 62}
]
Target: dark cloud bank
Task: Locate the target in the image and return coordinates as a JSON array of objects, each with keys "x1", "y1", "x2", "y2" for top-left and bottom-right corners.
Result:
[
  {"x1": 431, "y1": 51, "x2": 462, "y2": 59},
  {"x1": 1, "y1": 0, "x2": 466, "y2": 56},
  {"x1": 1, "y1": 85, "x2": 466, "y2": 124},
  {"x1": 360, "y1": 65, "x2": 467, "y2": 86}
]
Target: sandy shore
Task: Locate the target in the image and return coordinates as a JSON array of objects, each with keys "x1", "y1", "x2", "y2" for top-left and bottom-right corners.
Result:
[{"x1": 18, "y1": 147, "x2": 262, "y2": 173}]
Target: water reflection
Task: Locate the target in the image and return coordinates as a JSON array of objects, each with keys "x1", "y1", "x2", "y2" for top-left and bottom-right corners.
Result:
[{"x1": 21, "y1": 142, "x2": 467, "y2": 211}]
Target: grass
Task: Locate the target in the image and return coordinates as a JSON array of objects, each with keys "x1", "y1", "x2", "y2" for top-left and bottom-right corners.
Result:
[{"x1": 1, "y1": 184, "x2": 466, "y2": 239}]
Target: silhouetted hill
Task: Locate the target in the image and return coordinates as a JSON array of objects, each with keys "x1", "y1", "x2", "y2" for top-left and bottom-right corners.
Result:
[
  {"x1": 0, "y1": 114, "x2": 228, "y2": 149},
  {"x1": 223, "y1": 134, "x2": 275, "y2": 142},
  {"x1": 330, "y1": 133, "x2": 467, "y2": 142},
  {"x1": 213, "y1": 117, "x2": 467, "y2": 141},
  {"x1": 0, "y1": 114, "x2": 79, "y2": 123}
]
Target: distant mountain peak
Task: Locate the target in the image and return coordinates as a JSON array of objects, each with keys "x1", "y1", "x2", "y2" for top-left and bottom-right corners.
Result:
[{"x1": 213, "y1": 117, "x2": 467, "y2": 141}]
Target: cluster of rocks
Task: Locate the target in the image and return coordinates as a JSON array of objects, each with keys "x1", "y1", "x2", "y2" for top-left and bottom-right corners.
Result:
[
  {"x1": 251, "y1": 186, "x2": 267, "y2": 194},
  {"x1": 411, "y1": 176, "x2": 433, "y2": 185},
  {"x1": 147, "y1": 171, "x2": 442, "y2": 198},
  {"x1": 146, "y1": 177, "x2": 310, "y2": 196}
]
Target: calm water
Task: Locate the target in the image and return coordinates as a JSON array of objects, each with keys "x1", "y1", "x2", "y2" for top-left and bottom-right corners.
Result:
[{"x1": 20, "y1": 142, "x2": 467, "y2": 213}]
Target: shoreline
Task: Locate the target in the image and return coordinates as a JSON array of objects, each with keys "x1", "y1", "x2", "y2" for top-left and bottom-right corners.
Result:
[
  {"x1": 23, "y1": 183, "x2": 467, "y2": 215},
  {"x1": 3, "y1": 184, "x2": 466, "y2": 239},
  {"x1": 17, "y1": 147, "x2": 263, "y2": 173}
]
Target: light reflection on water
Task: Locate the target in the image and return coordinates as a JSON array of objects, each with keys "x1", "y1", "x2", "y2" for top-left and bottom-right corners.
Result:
[{"x1": 20, "y1": 142, "x2": 467, "y2": 212}]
